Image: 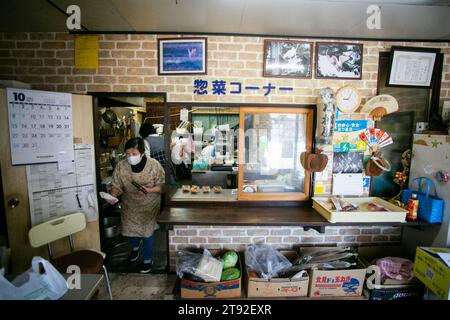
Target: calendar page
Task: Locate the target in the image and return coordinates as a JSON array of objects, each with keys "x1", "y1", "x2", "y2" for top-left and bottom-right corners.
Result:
[{"x1": 7, "y1": 88, "x2": 73, "y2": 165}]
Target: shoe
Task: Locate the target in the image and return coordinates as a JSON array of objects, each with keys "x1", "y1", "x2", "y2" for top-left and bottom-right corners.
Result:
[
  {"x1": 129, "y1": 240, "x2": 142, "y2": 262},
  {"x1": 140, "y1": 261, "x2": 153, "y2": 274},
  {"x1": 129, "y1": 249, "x2": 140, "y2": 262}
]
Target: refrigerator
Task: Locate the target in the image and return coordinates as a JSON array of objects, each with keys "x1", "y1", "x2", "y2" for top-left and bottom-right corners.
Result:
[{"x1": 402, "y1": 134, "x2": 450, "y2": 253}]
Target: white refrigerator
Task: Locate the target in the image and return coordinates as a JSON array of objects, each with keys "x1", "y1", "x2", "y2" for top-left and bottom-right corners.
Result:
[{"x1": 403, "y1": 134, "x2": 450, "y2": 252}]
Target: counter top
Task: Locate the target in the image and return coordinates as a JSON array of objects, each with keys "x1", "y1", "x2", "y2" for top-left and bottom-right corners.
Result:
[{"x1": 158, "y1": 206, "x2": 440, "y2": 231}]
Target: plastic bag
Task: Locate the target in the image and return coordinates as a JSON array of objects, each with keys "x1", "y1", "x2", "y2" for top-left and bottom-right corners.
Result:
[
  {"x1": 374, "y1": 257, "x2": 414, "y2": 282},
  {"x1": 244, "y1": 244, "x2": 292, "y2": 280},
  {"x1": 176, "y1": 249, "x2": 223, "y2": 282},
  {"x1": 0, "y1": 256, "x2": 68, "y2": 300}
]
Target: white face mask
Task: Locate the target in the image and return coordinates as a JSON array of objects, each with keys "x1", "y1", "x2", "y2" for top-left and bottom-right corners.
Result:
[{"x1": 127, "y1": 154, "x2": 142, "y2": 166}]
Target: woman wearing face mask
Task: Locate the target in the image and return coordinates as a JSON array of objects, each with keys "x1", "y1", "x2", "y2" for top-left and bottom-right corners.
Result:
[{"x1": 108, "y1": 137, "x2": 165, "y2": 273}]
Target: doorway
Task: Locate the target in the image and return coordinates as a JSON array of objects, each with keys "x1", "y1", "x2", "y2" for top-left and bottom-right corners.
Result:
[{"x1": 91, "y1": 92, "x2": 168, "y2": 274}]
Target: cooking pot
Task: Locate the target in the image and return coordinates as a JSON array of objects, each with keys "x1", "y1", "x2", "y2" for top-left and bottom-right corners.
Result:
[
  {"x1": 103, "y1": 216, "x2": 121, "y2": 238},
  {"x1": 102, "y1": 107, "x2": 118, "y2": 125}
]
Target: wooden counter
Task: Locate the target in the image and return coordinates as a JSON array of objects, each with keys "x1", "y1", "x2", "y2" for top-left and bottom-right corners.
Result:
[{"x1": 158, "y1": 206, "x2": 440, "y2": 233}]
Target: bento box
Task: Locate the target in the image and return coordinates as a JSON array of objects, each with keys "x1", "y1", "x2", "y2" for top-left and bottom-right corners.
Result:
[{"x1": 312, "y1": 197, "x2": 408, "y2": 223}]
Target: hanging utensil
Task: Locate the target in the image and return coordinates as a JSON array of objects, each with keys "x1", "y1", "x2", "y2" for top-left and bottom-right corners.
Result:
[{"x1": 102, "y1": 107, "x2": 118, "y2": 125}]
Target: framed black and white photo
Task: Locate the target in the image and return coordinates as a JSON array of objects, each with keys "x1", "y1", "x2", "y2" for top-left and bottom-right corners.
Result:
[
  {"x1": 158, "y1": 37, "x2": 207, "y2": 75},
  {"x1": 263, "y1": 40, "x2": 312, "y2": 78},
  {"x1": 315, "y1": 42, "x2": 363, "y2": 80},
  {"x1": 386, "y1": 46, "x2": 440, "y2": 88}
]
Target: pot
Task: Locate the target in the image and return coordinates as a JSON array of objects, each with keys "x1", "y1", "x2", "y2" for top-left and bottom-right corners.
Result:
[
  {"x1": 102, "y1": 107, "x2": 118, "y2": 125},
  {"x1": 103, "y1": 216, "x2": 121, "y2": 238}
]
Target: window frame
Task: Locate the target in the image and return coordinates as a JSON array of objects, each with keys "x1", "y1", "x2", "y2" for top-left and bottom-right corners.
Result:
[
  {"x1": 238, "y1": 106, "x2": 314, "y2": 201},
  {"x1": 164, "y1": 103, "x2": 315, "y2": 207}
]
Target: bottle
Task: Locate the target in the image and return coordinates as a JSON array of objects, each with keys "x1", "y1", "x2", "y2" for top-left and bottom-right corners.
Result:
[{"x1": 407, "y1": 193, "x2": 419, "y2": 221}]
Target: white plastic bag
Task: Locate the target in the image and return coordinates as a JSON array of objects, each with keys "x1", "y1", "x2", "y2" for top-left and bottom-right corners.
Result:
[{"x1": 0, "y1": 256, "x2": 68, "y2": 300}]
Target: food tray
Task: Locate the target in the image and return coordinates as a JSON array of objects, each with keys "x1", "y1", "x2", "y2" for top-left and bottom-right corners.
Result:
[{"x1": 312, "y1": 197, "x2": 408, "y2": 223}]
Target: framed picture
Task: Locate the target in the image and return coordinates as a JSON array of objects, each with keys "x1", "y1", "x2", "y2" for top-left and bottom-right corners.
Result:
[
  {"x1": 386, "y1": 46, "x2": 440, "y2": 88},
  {"x1": 263, "y1": 40, "x2": 312, "y2": 78},
  {"x1": 158, "y1": 37, "x2": 207, "y2": 75},
  {"x1": 315, "y1": 42, "x2": 363, "y2": 80}
]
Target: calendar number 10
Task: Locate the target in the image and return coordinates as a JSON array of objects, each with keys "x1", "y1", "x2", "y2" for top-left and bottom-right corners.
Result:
[{"x1": 12, "y1": 92, "x2": 26, "y2": 101}]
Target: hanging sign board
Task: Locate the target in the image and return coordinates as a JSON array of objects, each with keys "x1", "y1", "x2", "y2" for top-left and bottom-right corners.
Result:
[{"x1": 7, "y1": 88, "x2": 74, "y2": 165}]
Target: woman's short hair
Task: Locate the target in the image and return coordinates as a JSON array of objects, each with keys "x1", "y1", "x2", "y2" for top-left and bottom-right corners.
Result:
[
  {"x1": 124, "y1": 137, "x2": 145, "y2": 154},
  {"x1": 139, "y1": 123, "x2": 156, "y2": 138}
]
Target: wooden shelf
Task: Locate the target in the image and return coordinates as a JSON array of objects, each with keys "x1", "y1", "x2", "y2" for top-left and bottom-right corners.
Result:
[{"x1": 158, "y1": 206, "x2": 440, "y2": 233}]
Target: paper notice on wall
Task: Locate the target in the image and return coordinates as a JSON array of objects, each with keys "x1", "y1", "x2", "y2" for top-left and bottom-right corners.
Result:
[
  {"x1": 180, "y1": 108, "x2": 189, "y2": 122},
  {"x1": 26, "y1": 144, "x2": 98, "y2": 225},
  {"x1": 314, "y1": 182, "x2": 325, "y2": 195},
  {"x1": 57, "y1": 151, "x2": 73, "y2": 172},
  {"x1": 75, "y1": 35, "x2": 99, "y2": 69},
  {"x1": 332, "y1": 173, "x2": 363, "y2": 196}
]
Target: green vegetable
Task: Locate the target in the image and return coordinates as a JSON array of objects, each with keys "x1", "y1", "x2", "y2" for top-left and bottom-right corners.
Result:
[
  {"x1": 222, "y1": 251, "x2": 238, "y2": 269},
  {"x1": 221, "y1": 267, "x2": 240, "y2": 281}
]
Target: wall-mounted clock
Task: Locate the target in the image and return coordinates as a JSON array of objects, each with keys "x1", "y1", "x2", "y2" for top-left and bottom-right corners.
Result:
[{"x1": 335, "y1": 85, "x2": 361, "y2": 114}]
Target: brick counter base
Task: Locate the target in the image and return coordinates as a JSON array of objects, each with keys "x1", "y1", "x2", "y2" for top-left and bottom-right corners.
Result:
[{"x1": 168, "y1": 225, "x2": 401, "y2": 271}]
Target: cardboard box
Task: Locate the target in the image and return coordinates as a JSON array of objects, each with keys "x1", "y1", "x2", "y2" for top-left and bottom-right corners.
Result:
[
  {"x1": 358, "y1": 246, "x2": 424, "y2": 300},
  {"x1": 180, "y1": 250, "x2": 242, "y2": 299},
  {"x1": 363, "y1": 285, "x2": 424, "y2": 300},
  {"x1": 246, "y1": 250, "x2": 309, "y2": 298},
  {"x1": 413, "y1": 247, "x2": 450, "y2": 300},
  {"x1": 300, "y1": 247, "x2": 367, "y2": 297}
]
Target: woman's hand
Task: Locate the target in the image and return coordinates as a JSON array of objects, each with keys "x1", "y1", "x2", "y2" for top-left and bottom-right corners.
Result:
[
  {"x1": 106, "y1": 198, "x2": 118, "y2": 205},
  {"x1": 143, "y1": 185, "x2": 161, "y2": 194},
  {"x1": 106, "y1": 188, "x2": 120, "y2": 205}
]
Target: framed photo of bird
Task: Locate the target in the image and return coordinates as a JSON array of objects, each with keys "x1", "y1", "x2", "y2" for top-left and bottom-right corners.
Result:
[
  {"x1": 158, "y1": 37, "x2": 207, "y2": 75},
  {"x1": 263, "y1": 39, "x2": 313, "y2": 78}
]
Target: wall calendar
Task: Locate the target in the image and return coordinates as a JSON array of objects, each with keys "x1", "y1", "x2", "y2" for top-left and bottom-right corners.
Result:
[{"x1": 7, "y1": 88, "x2": 73, "y2": 165}]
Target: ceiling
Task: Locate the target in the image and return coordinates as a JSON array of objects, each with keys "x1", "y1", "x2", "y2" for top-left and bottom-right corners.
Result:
[{"x1": 0, "y1": 0, "x2": 449, "y2": 40}]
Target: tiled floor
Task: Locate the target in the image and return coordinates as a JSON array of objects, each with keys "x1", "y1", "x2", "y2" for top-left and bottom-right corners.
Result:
[{"x1": 97, "y1": 273, "x2": 177, "y2": 300}]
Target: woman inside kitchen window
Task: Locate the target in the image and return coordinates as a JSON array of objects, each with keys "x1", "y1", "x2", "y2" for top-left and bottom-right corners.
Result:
[{"x1": 107, "y1": 137, "x2": 165, "y2": 273}]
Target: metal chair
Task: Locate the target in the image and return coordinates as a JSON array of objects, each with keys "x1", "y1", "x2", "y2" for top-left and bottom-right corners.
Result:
[{"x1": 28, "y1": 212, "x2": 113, "y2": 300}]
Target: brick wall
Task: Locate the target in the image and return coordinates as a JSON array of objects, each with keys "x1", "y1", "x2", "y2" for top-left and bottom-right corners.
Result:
[
  {"x1": 0, "y1": 33, "x2": 449, "y2": 105},
  {"x1": 0, "y1": 32, "x2": 448, "y2": 269}
]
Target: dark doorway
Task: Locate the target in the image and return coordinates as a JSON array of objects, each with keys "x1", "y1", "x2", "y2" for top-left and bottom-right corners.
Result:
[{"x1": 90, "y1": 92, "x2": 168, "y2": 274}]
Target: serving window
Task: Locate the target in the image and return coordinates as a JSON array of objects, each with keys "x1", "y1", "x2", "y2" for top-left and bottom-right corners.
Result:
[{"x1": 165, "y1": 104, "x2": 314, "y2": 204}]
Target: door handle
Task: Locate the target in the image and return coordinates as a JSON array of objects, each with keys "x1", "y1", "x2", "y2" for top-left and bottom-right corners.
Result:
[{"x1": 7, "y1": 197, "x2": 20, "y2": 209}]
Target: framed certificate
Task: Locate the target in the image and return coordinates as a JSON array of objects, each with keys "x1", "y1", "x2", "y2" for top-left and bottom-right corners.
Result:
[{"x1": 386, "y1": 46, "x2": 440, "y2": 88}]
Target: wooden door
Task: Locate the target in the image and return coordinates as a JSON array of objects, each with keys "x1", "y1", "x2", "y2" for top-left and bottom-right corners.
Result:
[{"x1": 0, "y1": 89, "x2": 100, "y2": 273}]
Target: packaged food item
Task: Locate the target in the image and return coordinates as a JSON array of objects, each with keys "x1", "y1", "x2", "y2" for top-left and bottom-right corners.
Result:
[
  {"x1": 407, "y1": 194, "x2": 419, "y2": 221},
  {"x1": 182, "y1": 185, "x2": 190, "y2": 193},
  {"x1": 202, "y1": 186, "x2": 211, "y2": 193},
  {"x1": 368, "y1": 202, "x2": 389, "y2": 212},
  {"x1": 176, "y1": 249, "x2": 223, "y2": 282},
  {"x1": 213, "y1": 186, "x2": 223, "y2": 193},
  {"x1": 190, "y1": 185, "x2": 199, "y2": 194}
]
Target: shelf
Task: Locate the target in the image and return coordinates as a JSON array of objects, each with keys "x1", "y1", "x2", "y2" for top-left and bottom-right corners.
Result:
[{"x1": 158, "y1": 206, "x2": 440, "y2": 233}]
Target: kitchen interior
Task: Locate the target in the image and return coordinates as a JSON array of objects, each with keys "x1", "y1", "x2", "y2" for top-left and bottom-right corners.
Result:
[{"x1": 95, "y1": 94, "x2": 168, "y2": 273}]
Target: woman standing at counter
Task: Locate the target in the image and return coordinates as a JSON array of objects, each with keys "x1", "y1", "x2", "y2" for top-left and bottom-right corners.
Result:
[{"x1": 107, "y1": 137, "x2": 165, "y2": 273}]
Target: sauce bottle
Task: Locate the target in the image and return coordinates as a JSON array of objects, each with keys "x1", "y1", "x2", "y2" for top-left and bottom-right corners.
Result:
[{"x1": 407, "y1": 193, "x2": 419, "y2": 221}]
